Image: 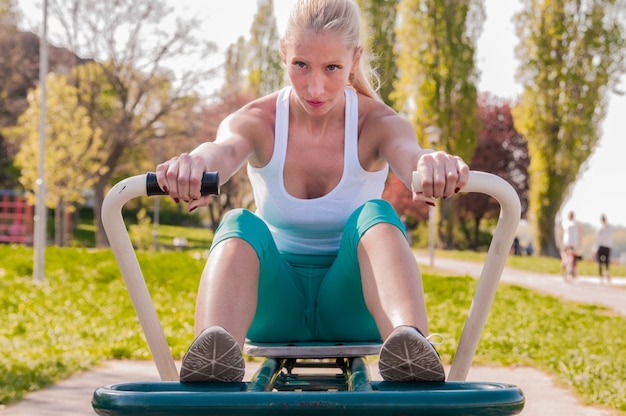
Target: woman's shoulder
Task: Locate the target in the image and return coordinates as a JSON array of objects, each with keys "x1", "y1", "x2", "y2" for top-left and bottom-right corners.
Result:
[
  {"x1": 223, "y1": 91, "x2": 280, "y2": 132},
  {"x1": 355, "y1": 92, "x2": 399, "y2": 118},
  {"x1": 356, "y1": 93, "x2": 412, "y2": 135},
  {"x1": 222, "y1": 91, "x2": 280, "y2": 167},
  {"x1": 238, "y1": 91, "x2": 280, "y2": 117}
]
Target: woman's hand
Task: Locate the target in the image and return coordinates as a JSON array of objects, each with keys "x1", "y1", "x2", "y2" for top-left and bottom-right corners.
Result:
[
  {"x1": 413, "y1": 151, "x2": 469, "y2": 206},
  {"x1": 156, "y1": 152, "x2": 213, "y2": 213}
]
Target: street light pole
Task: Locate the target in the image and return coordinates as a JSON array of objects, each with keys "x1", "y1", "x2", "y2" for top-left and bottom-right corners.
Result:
[
  {"x1": 33, "y1": 0, "x2": 48, "y2": 282},
  {"x1": 424, "y1": 125, "x2": 442, "y2": 268}
]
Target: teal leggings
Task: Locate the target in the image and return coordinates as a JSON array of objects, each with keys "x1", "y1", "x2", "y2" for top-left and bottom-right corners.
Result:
[{"x1": 210, "y1": 200, "x2": 406, "y2": 343}]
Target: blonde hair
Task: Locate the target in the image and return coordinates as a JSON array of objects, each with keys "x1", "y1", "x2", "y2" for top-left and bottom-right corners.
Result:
[{"x1": 281, "y1": 0, "x2": 381, "y2": 100}]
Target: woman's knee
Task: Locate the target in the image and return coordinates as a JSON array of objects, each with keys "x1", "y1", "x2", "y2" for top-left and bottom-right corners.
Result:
[
  {"x1": 212, "y1": 209, "x2": 274, "y2": 257},
  {"x1": 221, "y1": 208, "x2": 266, "y2": 228},
  {"x1": 216, "y1": 209, "x2": 270, "y2": 236},
  {"x1": 359, "y1": 199, "x2": 397, "y2": 218},
  {"x1": 347, "y1": 200, "x2": 405, "y2": 239},
  {"x1": 338, "y1": 200, "x2": 406, "y2": 263}
]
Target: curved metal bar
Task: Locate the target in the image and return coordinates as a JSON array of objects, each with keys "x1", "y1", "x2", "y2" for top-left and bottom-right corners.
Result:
[
  {"x1": 102, "y1": 174, "x2": 180, "y2": 381},
  {"x1": 101, "y1": 172, "x2": 219, "y2": 381},
  {"x1": 412, "y1": 171, "x2": 521, "y2": 381}
]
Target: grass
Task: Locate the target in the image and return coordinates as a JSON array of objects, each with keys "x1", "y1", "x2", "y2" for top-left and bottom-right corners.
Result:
[
  {"x1": 427, "y1": 276, "x2": 626, "y2": 413},
  {"x1": 1, "y1": 243, "x2": 625, "y2": 414},
  {"x1": 0, "y1": 245, "x2": 203, "y2": 405}
]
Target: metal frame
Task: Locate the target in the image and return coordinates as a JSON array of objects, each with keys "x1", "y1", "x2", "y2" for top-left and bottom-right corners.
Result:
[{"x1": 93, "y1": 170, "x2": 523, "y2": 415}]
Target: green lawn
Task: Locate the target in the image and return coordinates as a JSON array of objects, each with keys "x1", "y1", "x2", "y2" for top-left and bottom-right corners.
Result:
[{"x1": 1, "y1": 244, "x2": 625, "y2": 414}]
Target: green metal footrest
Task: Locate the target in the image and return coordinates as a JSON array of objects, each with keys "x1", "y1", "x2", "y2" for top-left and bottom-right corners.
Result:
[
  {"x1": 92, "y1": 380, "x2": 524, "y2": 416},
  {"x1": 93, "y1": 357, "x2": 524, "y2": 416}
]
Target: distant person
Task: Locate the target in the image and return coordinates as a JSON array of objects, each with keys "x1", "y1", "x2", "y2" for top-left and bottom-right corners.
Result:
[
  {"x1": 558, "y1": 211, "x2": 582, "y2": 277},
  {"x1": 560, "y1": 210, "x2": 582, "y2": 253},
  {"x1": 593, "y1": 214, "x2": 614, "y2": 284}
]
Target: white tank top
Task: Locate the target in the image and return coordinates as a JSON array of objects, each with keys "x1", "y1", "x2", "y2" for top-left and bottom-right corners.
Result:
[{"x1": 247, "y1": 87, "x2": 389, "y2": 255}]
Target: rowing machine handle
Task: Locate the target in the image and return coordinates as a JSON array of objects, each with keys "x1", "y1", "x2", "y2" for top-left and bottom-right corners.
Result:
[
  {"x1": 413, "y1": 170, "x2": 521, "y2": 381},
  {"x1": 145, "y1": 171, "x2": 220, "y2": 196},
  {"x1": 102, "y1": 171, "x2": 219, "y2": 381}
]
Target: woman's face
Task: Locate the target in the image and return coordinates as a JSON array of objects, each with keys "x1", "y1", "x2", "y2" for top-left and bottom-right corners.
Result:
[{"x1": 283, "y1": 29, "x2": 361, "y2": 115}]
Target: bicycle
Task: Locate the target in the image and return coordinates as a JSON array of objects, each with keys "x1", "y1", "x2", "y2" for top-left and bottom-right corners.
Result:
[{"x1": 561, "y1": 246, "x2": 578, "y2": 283}]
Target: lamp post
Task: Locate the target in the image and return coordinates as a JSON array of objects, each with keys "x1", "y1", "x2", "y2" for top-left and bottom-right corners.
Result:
[
  {"x1": 33, "y1": 0, "x2": 49, "y2": 282},
  {"x1": 152, "y1": 122, "x2": 165, "y2": 251},
  {"x1": 424, "y1": 125, "x2": 441, "y2": 267}
]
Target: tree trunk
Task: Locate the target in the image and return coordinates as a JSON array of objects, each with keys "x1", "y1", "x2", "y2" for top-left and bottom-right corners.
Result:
[
  {"x1": 438, "y1": 199, "x2": 456, "y2": 249},
  {"x1": 93, "y1": 177, "x2": 108, "y2": 248},
  {"x1": 54, "y1": 205, "x2": 61, "y2": 247}
]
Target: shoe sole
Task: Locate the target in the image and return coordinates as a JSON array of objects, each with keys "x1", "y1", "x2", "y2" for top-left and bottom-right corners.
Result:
[
  {"x1": 180, "y1": 326, "x2": 245, "y2": 382},
  {"x1": 379, "y1": 326, "x2": 445, "y2": 382}
]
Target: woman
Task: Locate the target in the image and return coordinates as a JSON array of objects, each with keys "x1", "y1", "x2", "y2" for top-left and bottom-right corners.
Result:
[{"x1": 156, "y1": 0, "x2": 469, "y2": 383}]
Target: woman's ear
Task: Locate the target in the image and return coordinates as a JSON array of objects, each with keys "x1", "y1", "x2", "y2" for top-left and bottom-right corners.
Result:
[{"x1": 351, "y1": 46, "x2": 363, "y2": 73}]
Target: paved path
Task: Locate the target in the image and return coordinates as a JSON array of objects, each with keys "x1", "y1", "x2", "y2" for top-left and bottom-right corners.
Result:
[
  {"x1": 1, "y1": 256, "x2": 623, "y2": 416},
  {"x1": 414, "y1": 253, "x2": 626, "y2": 316}
]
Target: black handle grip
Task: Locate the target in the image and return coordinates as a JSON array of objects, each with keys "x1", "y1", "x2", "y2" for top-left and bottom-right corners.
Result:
[{"x1": 145, "y1": 172, "x2": 220, "y2": 196}]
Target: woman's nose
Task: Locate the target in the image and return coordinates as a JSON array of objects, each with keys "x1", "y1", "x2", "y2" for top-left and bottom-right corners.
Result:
[{"x1": 307, "y1": 72, "x2": 324, "y2": 96}]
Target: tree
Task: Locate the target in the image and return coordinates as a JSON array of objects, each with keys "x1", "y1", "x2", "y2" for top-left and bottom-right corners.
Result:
[
  {"x1": 223, "y1": 37, "x2": 248, "y2": 96},
  {"x1": 457, "y1": 94, "x2": 529, "y2": 249},
  {"x1": 393, "y1": 0, "x2": 484, "y2": 248},
  {"x1": 47, "y1": 0, "x2": 218, "y2": 247},
  {"x1": 247, "y1": 0, "x2": 284, "y2": 97},
  {"x1": 0, "y1": 8, "x2": 89, "y2": 189},
  {"x1": 0, "y1": 0, "x2": 14, "y2": 16},
  {"x1": 356, "y1": 0, "x2": 400, "y2": 106},
  {"x1": 6, "y1": 73, "x2": 105, "y2": 246},
  {"x1": 513, "y1": 0, "x2": 626, "y2": 256},
  {"x1": 0, "y1": 1, "x2": 34, "y2": 189}
]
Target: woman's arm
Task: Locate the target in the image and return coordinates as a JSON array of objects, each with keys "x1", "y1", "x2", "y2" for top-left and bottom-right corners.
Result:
[
  {"x1": 375, "y1": 113, "x2": 469, "y2": 203},
  {"x1": 155, "y1": 107, "x2": 267, "y2": 212}
]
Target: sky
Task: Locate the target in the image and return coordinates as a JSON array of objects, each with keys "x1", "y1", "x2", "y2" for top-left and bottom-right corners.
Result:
[{"x1": 16, "y1": 0, "x2": 626, "y2": 228}]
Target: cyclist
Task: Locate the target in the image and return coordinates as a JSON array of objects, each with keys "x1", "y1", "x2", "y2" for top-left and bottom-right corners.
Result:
[{"x1": 559, "y1": 211, "x2": 582, "y2": 281}]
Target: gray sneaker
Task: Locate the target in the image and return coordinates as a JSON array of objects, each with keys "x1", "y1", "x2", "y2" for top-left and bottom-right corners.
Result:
[
  {"x1": 379, "y1": 325, "x2": 445, "y2": 382},
  {"x1": 180, "y1": 326, "x2": 245, "y2": 382}
]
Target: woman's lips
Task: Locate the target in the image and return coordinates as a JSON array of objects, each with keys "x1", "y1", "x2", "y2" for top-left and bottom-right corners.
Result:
[{"x1": 307, "y1": 100, "x2": 324, "y2": 108}]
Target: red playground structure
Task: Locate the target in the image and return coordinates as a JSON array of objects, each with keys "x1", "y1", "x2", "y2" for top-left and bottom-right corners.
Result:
[{"x1": 0, "y1": 191, "x2": 33, "y2": 244}]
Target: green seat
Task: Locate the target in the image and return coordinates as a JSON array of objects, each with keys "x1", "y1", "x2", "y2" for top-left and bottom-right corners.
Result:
[{"x1": 243, "y1": 340, "x2": 383, "y2": 358}]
